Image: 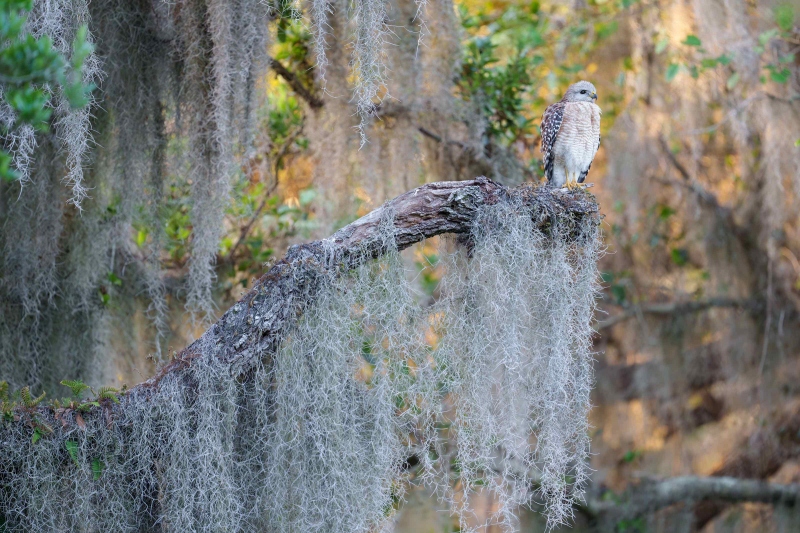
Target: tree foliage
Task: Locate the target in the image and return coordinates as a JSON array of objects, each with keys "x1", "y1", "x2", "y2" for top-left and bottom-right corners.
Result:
[{"x1": 0, "y1": 0, "x2": 94, "y2": 183}]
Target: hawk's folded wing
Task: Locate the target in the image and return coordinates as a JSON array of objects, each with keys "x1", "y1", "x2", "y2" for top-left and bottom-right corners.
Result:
[{"x1": 541, "y1": 102, "x2": 565, "y2": 182}]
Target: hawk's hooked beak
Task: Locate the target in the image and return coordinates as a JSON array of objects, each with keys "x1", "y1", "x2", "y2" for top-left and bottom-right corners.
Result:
[{"x1": 591, "y1": 92, "x2": 598, "y2": 101}]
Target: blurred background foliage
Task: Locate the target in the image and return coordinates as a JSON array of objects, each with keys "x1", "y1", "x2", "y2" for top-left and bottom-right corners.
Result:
[{"x1": 1, "y1": 0, "x2": 799, "y2": 530}]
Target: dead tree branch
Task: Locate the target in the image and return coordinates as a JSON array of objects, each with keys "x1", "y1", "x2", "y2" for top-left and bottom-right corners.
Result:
[
  {"x1": 505, "y1": 462, "x2": 800, "y2": 526},
  {"x1": 574, "y1": 404, "x2": 800, "y2": 528},
  {"x1": 269, "y1": 57, "x2": 323, "y2": 109},
  {"x1": 597, "y1": 297, "x2": 759, "y2": 330},
  {"x1": 633, "y1": 475, "x2": 800, "y2": 509},
  {"x1": 128, "y1": 178, "x2": 598, "y2": 397},
  {"x1": 589, "y1": 475, "x2": 800, "y2": 528},
  {"x1": 656, "y1": 136, "x2": 752, "y2": 246}
]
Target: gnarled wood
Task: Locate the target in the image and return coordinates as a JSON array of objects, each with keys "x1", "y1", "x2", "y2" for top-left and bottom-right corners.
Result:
[{"x1": 137, "y1": 177, "x2": 598, "y2": 395}]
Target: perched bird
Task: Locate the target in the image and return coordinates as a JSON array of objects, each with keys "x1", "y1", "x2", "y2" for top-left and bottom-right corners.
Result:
[{"x1": 540, "y1": 81, "x2": 601, "y2": 189}]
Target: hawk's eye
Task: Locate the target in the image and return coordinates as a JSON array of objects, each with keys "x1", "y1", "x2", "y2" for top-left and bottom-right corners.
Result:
[{"x1": 580, "y1": 90, "x2": 587, "y2": 94}]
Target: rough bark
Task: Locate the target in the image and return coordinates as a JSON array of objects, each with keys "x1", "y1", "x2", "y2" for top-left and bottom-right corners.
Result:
[{"x1": 136, "y1": 177, "x2": 599, "y2": 396}]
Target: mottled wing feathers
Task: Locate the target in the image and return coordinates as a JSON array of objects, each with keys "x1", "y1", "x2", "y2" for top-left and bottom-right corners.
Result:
[
  {"x1": 578, "y1": 163, "x2": 591, "y2": 184},
  {"x1": 578, "y1": 133, "x2": 600, "y2": 183},
  {"x1": 541, "y1": 102, "x2": 565, "y2": 182}
]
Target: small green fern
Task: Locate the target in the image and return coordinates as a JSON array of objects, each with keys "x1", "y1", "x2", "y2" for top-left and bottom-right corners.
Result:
[
  {"x1": 77, "y1": 401, "x2": 100, "y2": 412},
  {"x1": 97, "y1": 386, "x2": 120, "y2": 404},
  {"x1": 65, "y1": 440, "x2": 79, "y2": 466},
  {"x1": 60, "y1": 380, "x2": 90, "y2": 398},
  {"x1": 91, "y1": 458, "x2": 105, "y2": 480},
  {"x1": 20, "y1": 386, "x2": 46, "y2": 408},
  {"x1": 0, "y1": 381, "x2": 10, "y2": 419}
]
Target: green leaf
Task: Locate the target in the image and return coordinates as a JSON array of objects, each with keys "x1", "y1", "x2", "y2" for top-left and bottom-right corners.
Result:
[
  {"x1": 0, "y1": 150, "x2": 20, "y2": 182},
  {"x1": 77, "y1": 401, "x2": 99, "y2": 412},
  {"x1": 658, "y1": 205, "x2": 675, "y2": 220},
  {"x1": 32, "y1": 428, "x2": 42, "y2": 444},
  {"x1": 611, "y1": 284, "x2": 626, "y2": 304},
  {"x1": 61, "y1": 379, "x2": 90, "y2": 398},
  {"x1": 726, "y1": 72, "x2": 740, "y2": 89},
  {"x1": 618, "y1": 517, "x2": 646, "y2": 532},
  {"x1": 795, "y1": 138, "x2": 800, "y2": 147},
  {"x1": 63, "y1": 81, "x2": 92, "y2": 109},
  {"x1": 65, "y1": 439, "x2": 79, "y2": 465},
  {"x1": 665, "y1": 63, "x2": 680, "y2": 82},
  {"x1": 135, "y1": 228, "x2": 148, "y2": 247},
  {"x1": 670, "y1": 248, "x2": 689, "y2": 267},
  {"x1": 98, "y1": 387, "x2": 120, "y2": 403},
  {"x1": 774, "y1": 4, "x2": 795, "y2": 32},
  {"x1": 107, "y1": 272, "x2": 122, "y2": 286},
  {"x1": 622, "y1": 450, "x2": 641, "y2": 463},
  {"x1": 70, "y1": 25, "x2": 93, "y2": 67},
  {"x1": 5, "y1": 86, "x2": 52, "y2": 128},
  {"x1": 655, "y1": 38, "x2": 668, "y2": 54},
  {"x1": 298, "y1": 188, "x2": 316, "y2": 206},
  {"x1": 682, "y1": 34, "x2": 702, "y2": 47},
  {"x1": 596, "y1": 20, "x2": 619, "y2": 40},
  {"x1": 622, "y1": 56, "x2": 634, "y2": 71},
  {"x1": 759, "y1": 29, "x2": 779, "y2": 46},
  {"x1": 91, "y1": 458, "x2": 105, "y2": 480},
  {"x1": 770, "y1": 68, "x2": 791, "y2": 84}
]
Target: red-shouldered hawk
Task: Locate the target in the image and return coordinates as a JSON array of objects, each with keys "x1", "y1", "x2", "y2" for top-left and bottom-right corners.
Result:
[{"x1": 541, "y1": 81, "x2": 601, "y2": 189}]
